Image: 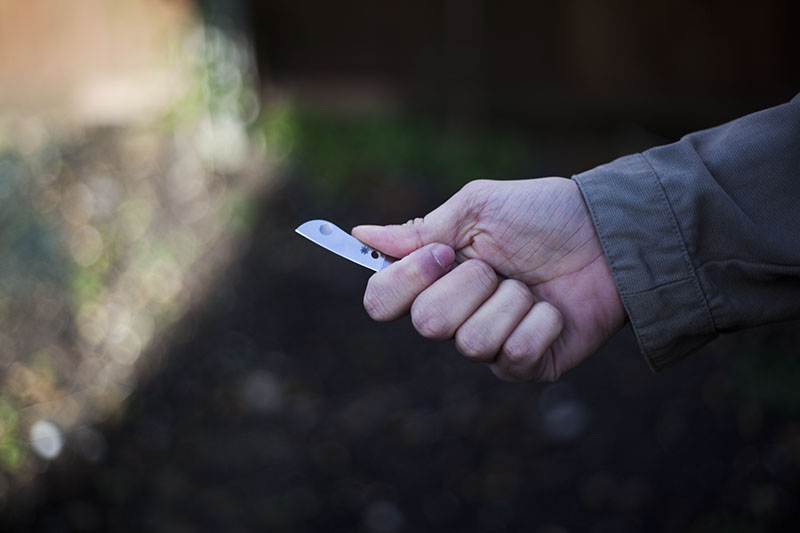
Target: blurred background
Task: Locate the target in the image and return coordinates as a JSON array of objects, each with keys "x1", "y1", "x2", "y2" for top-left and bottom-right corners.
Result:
[{"x1": 0, "y1": 0, "x2": 798, "y2": 531}]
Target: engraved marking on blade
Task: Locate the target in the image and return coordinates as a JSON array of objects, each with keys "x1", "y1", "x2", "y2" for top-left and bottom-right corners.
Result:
[{"x1": 359, "y1": 245, "x2": 382, "y2": 259}]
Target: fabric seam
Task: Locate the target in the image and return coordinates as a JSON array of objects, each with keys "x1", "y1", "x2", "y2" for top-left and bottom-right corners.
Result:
[{"x1": 639, "y1": 152, "x2": 718, "y2": 333}]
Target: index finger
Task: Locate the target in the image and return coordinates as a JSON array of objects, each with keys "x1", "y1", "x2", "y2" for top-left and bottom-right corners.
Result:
[{"x1": 363, "y1": 242, "x2": 455, "y2": 321}]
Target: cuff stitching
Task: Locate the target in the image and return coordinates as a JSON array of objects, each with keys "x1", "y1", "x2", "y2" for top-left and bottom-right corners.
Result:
[
  {"x1": 639, "y1": 154, "x2": 718, "y2": 333},
  {"x1": 572, "y1": 177, "x2": 658, "y2": 371}
]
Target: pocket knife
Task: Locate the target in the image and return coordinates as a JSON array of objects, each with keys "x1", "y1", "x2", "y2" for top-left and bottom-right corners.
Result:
[{"x1": 295, "y1": 219, "x2": 395, "y2": 272}]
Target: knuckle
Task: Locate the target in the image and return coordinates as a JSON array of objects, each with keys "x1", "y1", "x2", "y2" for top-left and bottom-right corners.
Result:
[
  {"x1": 462, "y1": 259, "x2": 497, "y2": 292},
  {"x1": 502, "y1": 338, "x2": 536, "y2": 367},
  {"x1": 402, "y1": 218, "x2": 427, "y2": 249},
  {"x1": 403, "y1": 260, "x2": 429, "y2": 287},
  {"x1": 363, "y1": 290, "x2": 385, "y2": 321},
  {"x1": 458, "y1": 180, "x2": 480, "y2": 197},
  {"x1": 411, "y1": 298, "x2": 451, "y2": 339},
  {"x1": 363, "y1": 277, "x2": 392, "y2": 321},
  {"x1": 501, "y1": 279, "x2": 534, "y2": 307},
  {"x1": 460, "y1": 179, "x2": 491, "y2": 196},
  {"x1": 538, "y1": 302, "x2": 564, "y2": 332},
  {"x1": 455, "y1": 328, "x2": 494, "y2": 360},
  {"x1": 457, "y1": 179, "x2": 494, "y2": 210}
]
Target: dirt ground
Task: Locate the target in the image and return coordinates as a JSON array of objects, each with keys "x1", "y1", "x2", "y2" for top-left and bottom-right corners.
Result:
[{"x1": 2, "y1": 166, "x2": 799, "y2": 532}]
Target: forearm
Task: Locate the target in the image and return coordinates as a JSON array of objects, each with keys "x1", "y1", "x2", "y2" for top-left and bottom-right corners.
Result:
[{"x1": 573, "y1": 94, "x2": 800, "y2": 371}]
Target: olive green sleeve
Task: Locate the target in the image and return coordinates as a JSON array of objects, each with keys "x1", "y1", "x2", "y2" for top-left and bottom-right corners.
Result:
[{"x1": 573, "y1": 95, "x2": 800, "y2": 371}]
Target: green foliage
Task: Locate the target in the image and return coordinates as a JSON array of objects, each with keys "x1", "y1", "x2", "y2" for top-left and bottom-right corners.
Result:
[
  {"x1": 0, "y1": 398, "x2": 21, "y2": 471},
  {"x1": 71, "y1": 269, "x2": 104, "y2": 307},
  {"x1": 257, "y1": 104, "x2": 527, "y2": 195}
]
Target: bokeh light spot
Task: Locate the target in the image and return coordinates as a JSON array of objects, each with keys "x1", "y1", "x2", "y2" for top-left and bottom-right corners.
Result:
[
  {"x1": 69, "y1": 225, "x2": 104, "y2": 266},
  {"x1": 29, "y1": 420, "x2": 63, "y2": 460}
]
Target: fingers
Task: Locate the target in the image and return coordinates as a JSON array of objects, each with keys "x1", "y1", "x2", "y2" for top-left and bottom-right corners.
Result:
[
  {"x1": 410, "y1": 259, "x2": 498, "y2": 339},
  {"x1": 365, "y1": 248, "x2": 499, "y2": 344},
  {"x1": 352, "y1": 208, "x2": 457, "y2": 258},
  {"x1": 363, "y1": 240, "x2": 565, "y2": 383},
  {"x1": 489, "y1": 301, "x2": 564, "y2": 383},
  {"x1": 352, "y1": 180, "x2": 489, "y2": 257},
  {"x1": 363, "y1": 243, "x2": 456, "y2": 321},
  {"x1": 454, "y1": 279, "x2": 534, "y2": 361},
  {"x1": 453, "y1": 280, "x2": 565, "y2": 382}
]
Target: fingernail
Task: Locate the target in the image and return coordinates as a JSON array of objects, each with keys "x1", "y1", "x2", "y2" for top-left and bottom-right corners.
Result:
[{"x1": 431, "y1": 244, "x2": 454, "y2": 268}]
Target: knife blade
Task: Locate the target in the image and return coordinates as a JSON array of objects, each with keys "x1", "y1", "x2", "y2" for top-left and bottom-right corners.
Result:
[{"x1": 295, "y1": 219, "x2": 395, "y2": 272}]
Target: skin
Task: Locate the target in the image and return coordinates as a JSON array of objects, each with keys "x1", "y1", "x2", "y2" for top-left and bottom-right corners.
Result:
[{"x1": 352, "y1": 178, "x2": 628, "y2": 382}]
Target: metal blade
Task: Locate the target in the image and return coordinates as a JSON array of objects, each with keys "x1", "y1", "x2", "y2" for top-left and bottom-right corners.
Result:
[{"x1": 295, "y1": 219, "x2": 394, "y2": 272}]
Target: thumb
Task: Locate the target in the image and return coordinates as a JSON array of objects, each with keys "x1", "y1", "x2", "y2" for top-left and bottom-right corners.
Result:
[{"x1": 352, "y1": 196, "x2": 465, "y2": 258}]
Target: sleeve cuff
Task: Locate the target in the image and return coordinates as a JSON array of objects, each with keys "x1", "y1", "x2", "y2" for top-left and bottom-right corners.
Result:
[{"x1": 572, "y1": 153, "x2": 716, "y2": 371}]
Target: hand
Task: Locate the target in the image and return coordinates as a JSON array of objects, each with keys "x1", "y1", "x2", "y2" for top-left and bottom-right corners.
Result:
[{"x1": 353, "y1": 178, "x2": 627, "y2": 382}]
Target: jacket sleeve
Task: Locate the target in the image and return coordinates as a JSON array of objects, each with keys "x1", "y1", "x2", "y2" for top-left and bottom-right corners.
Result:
[{"x1": 572, "y1": 93, "x2": 800, "y2": 372}]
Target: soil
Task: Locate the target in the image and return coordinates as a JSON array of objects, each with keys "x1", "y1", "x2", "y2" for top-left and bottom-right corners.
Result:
[{"x1": 3, "y1": 176, "x2": 799, "y2": 533}]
